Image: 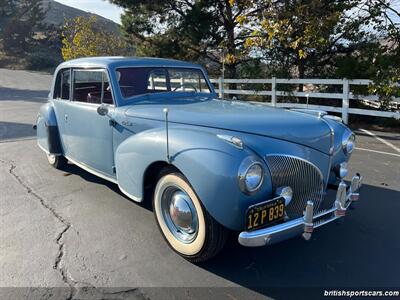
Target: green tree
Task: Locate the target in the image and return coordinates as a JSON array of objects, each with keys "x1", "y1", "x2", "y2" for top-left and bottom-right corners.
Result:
[
  {"x1": 108, "y1": 0, "x2": 265, "y2": 79},
  {"x1": 246, "y1": 1, "x2": 366, "y2": 78},
  {"x1": 0, "y1": 0, "x2": 46, "y2": 55},
  {"x1": 246, "y1": 0, "x2": 400, "y2": 83},
  {"x1": 61, "y1": 16, "x2": 132, "y2": 61}
]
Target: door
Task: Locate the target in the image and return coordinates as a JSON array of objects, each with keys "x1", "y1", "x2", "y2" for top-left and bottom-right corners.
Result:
[
  {"x1": 64, "y1": 69, "x2": 115, "y2": 177},
  {"x1": 52, "y1": 68, "x2": 71, "y2": 153}
]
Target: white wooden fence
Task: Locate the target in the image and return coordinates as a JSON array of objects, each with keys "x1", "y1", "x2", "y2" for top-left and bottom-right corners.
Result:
[{"x1": 210, "y1": 78, "x2": 400, "y2": 124}]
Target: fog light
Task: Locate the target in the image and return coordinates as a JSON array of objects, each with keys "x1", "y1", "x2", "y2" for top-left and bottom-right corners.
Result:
[
  {"x1": 334, "y1": 162, "x2": 348, "y2": 179},
  {"x1": 276, "y1": 186, "x2": 293, "y2": 205},
  {"x1": 339, "y1": 162, "x2": 348, "y2": 178}
]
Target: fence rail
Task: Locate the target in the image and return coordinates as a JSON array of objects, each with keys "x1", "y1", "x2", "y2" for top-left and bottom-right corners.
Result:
[{"x1": 209, "y1": 77, "x2": 400, "y2": 124}]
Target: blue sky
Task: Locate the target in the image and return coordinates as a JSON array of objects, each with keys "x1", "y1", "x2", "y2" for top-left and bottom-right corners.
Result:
[{"x1": 55, "y1": 0, "x2": 124, "y2": 24}]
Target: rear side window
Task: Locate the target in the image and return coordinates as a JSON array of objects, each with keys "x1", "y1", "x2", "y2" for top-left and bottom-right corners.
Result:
[
  {"x1": 72, "y1": 70, "x2": 113, "y2": 105},
  {"x1": 53, "y1": 69, "x2": 70, "y2": 100}
]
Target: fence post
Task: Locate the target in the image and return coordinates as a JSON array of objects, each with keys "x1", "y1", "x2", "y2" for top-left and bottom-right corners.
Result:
[
  {"x1": 271, "y1": 77, "x2": 277, "y2": 107},
  {"x1": 342, "y1": 78, "x2": 349, "y2": 124},
  {"x1": 181, "y1": 77, "x2": 185, "y2": 91},
  {"x1": 218, "y1": 76, "x2": 224, "y2": 99}
]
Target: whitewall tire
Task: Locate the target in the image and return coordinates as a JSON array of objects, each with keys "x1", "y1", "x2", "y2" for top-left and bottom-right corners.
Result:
[
  {"x1": 46, "y1": 153, "x2": 67, "y2": 169},
  {"x1": 153, "y1": 170, "x2": 228, "y2": 262}
]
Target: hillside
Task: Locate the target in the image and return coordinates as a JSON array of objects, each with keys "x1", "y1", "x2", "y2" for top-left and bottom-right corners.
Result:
[
  {"x1": 0, "y1": 0, "x2": 123, "y2": 71},
  {"x1": 42, "y1": 0, "x2": 121, "y2": 34}
]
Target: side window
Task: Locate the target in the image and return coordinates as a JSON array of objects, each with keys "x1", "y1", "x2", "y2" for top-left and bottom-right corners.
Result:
[
  {"x1": 72, "y1": 70, "x2": 113, "y2": 105},
  {"x1": 53, "y1": 69, "x2": 70, "y2": 100}
]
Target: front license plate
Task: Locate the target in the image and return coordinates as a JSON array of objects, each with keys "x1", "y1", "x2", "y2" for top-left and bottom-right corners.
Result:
[{"x1": 246, "y1": 197, "x2": 285, "y2": 231}]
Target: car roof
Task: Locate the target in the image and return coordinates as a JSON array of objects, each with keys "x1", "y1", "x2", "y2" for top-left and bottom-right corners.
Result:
[{"x1": 58, "y1": 56, "x2": 203, "y2": 70}]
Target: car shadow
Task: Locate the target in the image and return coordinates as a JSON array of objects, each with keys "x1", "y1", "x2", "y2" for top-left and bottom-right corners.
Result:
[
  {"x1": 61, "y1": 163, "x2": 153, "y2": 211},
  {"x1": 196, "y1": 184, "x2": 400, "y2": 298},
  {"x1": 0, "y1": 121, "x2": 36, "y2": 141},
  {"x1": 0, "y1": 87, "x2": 48, "y2": 102},
  {"x1": 56, "y1": 163, "x2": 400, "y2": 298}
]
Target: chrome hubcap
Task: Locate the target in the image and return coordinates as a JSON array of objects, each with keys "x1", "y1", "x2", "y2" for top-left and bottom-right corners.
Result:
[{"x1": 161, "y1": 187, "x2": 198, "y2": 243}]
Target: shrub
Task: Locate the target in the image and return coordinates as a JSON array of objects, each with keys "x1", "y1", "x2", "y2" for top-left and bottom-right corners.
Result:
[{"x1": 26, "y1": 51, "x2": 60, "y2": 71}]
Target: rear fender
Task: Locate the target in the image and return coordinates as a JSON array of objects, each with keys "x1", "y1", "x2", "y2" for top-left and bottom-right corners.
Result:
[{"x1": 36, "y1": 102, "x2": 63, "y2": 155}]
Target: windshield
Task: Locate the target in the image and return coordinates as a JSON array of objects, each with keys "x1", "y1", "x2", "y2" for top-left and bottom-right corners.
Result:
[{"x1": 116, "y1": 67, "x2": 212, "y2": 99}]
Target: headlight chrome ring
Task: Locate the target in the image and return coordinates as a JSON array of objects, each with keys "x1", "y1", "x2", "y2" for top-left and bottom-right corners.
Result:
[
  {"x1": 342, "y1": 130, "x2": 355, "y2": 156},
  {"x1": 238, "y1": 157, "x2": 264, "y2": 195}
]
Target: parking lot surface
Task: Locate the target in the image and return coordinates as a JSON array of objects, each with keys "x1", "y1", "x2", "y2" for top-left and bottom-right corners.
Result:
[{"x1": 1, "y1": 69, "x2": 399, "y2": 300}]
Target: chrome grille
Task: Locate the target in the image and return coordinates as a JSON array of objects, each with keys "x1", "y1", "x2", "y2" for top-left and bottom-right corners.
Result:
[{"x1": 266, "y1": 155, "x2": 324, "y2": 219}]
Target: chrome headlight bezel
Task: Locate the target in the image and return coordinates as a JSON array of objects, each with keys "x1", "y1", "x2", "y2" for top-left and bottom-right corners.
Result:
[
  {"x1": 342, "y1": 130, "x2": 355, "y2": 156},
  {"x1": 238, "y1": 157, "x2": 264, "y2": 195}
]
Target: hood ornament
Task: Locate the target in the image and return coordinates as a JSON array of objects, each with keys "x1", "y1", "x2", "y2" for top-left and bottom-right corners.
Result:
[{"x1": 217, "y1": 134, "x2": 244, "y2": 149}]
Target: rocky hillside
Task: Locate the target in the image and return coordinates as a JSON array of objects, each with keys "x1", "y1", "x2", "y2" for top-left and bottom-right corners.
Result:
[{"x1": 41, "y1": 0, "x2": 121, "y2": 34}]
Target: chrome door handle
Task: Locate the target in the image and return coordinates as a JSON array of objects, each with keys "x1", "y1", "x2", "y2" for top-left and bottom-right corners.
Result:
[{"x1": 64, "y1": 114, "x2": 68, "y2": 121}]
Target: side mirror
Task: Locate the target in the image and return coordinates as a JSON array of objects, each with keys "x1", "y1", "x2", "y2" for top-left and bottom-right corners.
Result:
[{"x1": 97, "y1": 105, "x2": 109, "y2": 116}]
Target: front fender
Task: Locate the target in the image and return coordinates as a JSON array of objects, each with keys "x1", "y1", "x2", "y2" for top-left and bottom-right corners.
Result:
[
  {"x1": 324, "y1": 118, "x2": 352, "y2": 183},
  {"x1": 36, "y1": 101, "x2": 62, "y2": 154},
  {"x1": 115, "y1": 127, "x2": 273, "y2": 230}
]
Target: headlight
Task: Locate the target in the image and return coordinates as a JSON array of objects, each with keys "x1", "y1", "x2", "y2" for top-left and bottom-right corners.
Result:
[
  {"x1": 342, "y1": 130, "x2": 355, "y2": 156},
  {"x1": 238, "y1": 157, "x2": 264, "y2": 194}
]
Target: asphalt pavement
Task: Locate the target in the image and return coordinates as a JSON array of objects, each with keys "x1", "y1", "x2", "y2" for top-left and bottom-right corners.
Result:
[{"x1": 0, "y1": 69, "x2": 399, "y2": 300}]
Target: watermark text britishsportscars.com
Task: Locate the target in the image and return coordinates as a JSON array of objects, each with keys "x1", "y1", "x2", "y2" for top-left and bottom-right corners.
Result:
[{"x1": 324, "y1": 290, "x2": 399, "y2": 297}]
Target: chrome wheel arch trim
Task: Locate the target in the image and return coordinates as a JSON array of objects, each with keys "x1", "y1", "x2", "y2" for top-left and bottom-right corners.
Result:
[{"x1": 118, "y1": 185, "x2": 142, "y2": 202}]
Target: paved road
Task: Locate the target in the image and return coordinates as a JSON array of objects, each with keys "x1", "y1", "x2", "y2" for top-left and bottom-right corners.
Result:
[{"x1": 1, "y1": 69, "x2": 399, "y2": 300}]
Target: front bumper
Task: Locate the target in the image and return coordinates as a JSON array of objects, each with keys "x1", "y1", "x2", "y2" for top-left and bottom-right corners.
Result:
[{"x1": 238, "y1": 174, "x2": 362, "y2": 247}]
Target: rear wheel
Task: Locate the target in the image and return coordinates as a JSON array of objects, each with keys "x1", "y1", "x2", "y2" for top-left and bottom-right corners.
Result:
[
  {"x1": 153, "y1": 171, "x2": 228, "y2": 263},
  {"x1": 46, "y1": 153, "x2": 67, "y2": 169}
]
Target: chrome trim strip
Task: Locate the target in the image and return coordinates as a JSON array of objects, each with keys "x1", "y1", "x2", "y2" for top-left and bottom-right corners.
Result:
[
  {"x1": 216, "y1": 134, "x2": 244, "y2": 149},
  {"x1": 320, "y1": 116, "x2": 335, "y2": 188},
  {"x1": 118, "y1": 185, "x2": 142, "y2": 202},
  {"x1": 291, "y1": 108, "x2": 328, "y2": 118},
  {"x1": 65, "y1": 155, "x2": 118, "y2": 184}
]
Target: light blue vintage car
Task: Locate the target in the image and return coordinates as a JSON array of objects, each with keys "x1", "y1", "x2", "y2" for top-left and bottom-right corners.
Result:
[{"x1": 36, "y1": 57, "x2": 362, "y2": 262}]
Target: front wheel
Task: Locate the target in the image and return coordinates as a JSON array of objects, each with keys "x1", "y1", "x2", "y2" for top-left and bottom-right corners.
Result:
[
  {"x1": 153, "y1": 172, "x2": 228, "y2": 263},
  {"x1": 46, "y1": 153, "x2": 67, "y2": 169}
]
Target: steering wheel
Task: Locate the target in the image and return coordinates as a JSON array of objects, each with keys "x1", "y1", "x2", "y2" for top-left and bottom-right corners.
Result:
[{"x1": 172, "y1": 83, "x2": 198, "y2": 92}]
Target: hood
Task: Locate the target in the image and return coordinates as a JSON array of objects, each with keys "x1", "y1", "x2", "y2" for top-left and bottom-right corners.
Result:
[{"x1": 124, "y1": 96, "x2": 332, "y2": 154}]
